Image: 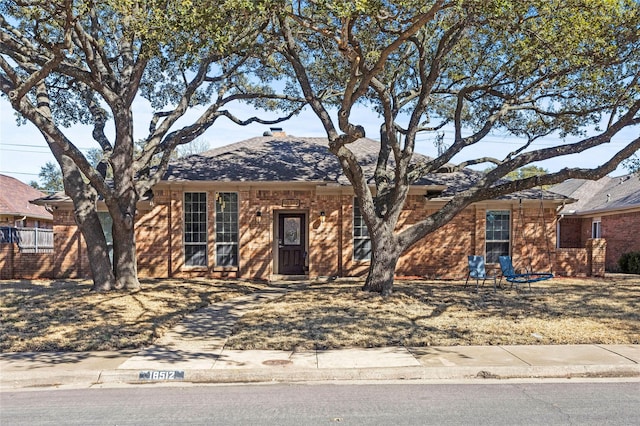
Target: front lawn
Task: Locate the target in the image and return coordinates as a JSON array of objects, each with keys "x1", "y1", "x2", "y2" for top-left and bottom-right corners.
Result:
[
  {"x1": 0, "y1": 279, "x2": 267, "y2": 352},
  {"x1": 1, "y1": 276, "x2": 638, "y2": 352},
  {"x1": 226, "y1": 276, "x2": 640, "y2": 350}
]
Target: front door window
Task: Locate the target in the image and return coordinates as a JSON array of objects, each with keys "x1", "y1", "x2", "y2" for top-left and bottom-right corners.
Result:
[
  {"x1": 278, "y1": 213, "x2": 306, "y2": 275},
  {"x1": 283, "y1": 217, "x2": 301, "y2": 245}
]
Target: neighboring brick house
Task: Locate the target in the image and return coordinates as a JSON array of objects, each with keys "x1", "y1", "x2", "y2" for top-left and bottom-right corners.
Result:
[
  {"x1": 551, "y1": 173, "x2": 640, "y2": 272},
  {"x1": 0, "y1": 174, "x2": 54, "y2": 279},
  {"x1": 34, "y1": 131, "x2": 571, "y2": 281},
  {"x1": 0, "y1": 174, "x2": 53, "y2": 229}
]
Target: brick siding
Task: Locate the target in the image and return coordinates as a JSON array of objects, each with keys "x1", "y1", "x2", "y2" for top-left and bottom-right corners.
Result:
[
  {"x1": 558, "y1": 211, "x2": 640, "y2": 272},
  {"x1": 0, "y1": 244, "x2": 54, "y2": 279},
  {"x1": 53, "y1": 210, "x2": 89, "y2": 278},
  {"x1": 558, "y1": 217, "x2": 582, "y2": 248},
  {"x1": 602, "y1": 212, "x2": 640, "y2": 271},
  {"x1": 555, "y1": 239, "x2": 606, "y2": 277},
  {"x1": 587, "y1": 238, "x2": 607, "y2": 277},
  {"x1": 28, "y1": 188, "x2": 603, "y2": 282},
  {"x1": 555, "y1": 248, "x2": 590, "y2": 277}
]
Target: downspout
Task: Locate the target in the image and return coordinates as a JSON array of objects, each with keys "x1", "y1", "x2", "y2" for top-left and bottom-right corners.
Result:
[
  {"x1": 556, "y1": 201, "x2": 566, "y2": 249},
  {"x1": 338, "y1": 194, "x2": 344, "y2": 277},
  {"x1": 15, "y1": 215, "x2": 27, "y2": 227},
  {"x1": 556, "y1": 214, "x2": 564, "y2": 249},
  {"x1": 167, "y1": 190, "x2": 173, "y2": 277}
]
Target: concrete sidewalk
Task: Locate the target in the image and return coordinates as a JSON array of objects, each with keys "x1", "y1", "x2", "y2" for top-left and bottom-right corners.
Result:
[{"x1": 2, "y1": 289, "x2": 639, "y2": 389}]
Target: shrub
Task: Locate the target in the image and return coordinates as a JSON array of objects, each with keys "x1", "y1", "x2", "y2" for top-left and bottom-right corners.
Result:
[{"x1": 618, "y1": 251, "x2": 640, "y2": 274}]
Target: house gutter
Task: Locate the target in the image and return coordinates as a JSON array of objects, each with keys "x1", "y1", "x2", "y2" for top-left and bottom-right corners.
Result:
[
  {"x1": 1, "y1": 210, "x2": 53, "y2": 221},
  {"x1": 559, "y1": 204, "x2": 640, "y2": 218}
]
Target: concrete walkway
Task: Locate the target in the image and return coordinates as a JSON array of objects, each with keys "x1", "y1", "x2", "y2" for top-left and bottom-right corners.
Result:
[{"x1": 1, "y1": 289, "x2": 639, "y2": 389}]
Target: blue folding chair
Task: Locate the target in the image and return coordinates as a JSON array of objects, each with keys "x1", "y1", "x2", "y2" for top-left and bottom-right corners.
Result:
[
  {"x1": 498, "y1": 256, "x2": 553, "y2": 290},
  {"x1": 465, "y1": 255, "x2": 497, "y2": 291}
]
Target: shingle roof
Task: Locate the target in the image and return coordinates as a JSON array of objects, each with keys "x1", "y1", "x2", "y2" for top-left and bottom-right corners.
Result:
[
  {"x1": 165, "y1": 136, "x2": 439, "y2": 185},
  {"x1": 550, "y1": 174, "x2": 640, "y2": 214},
  {"x1": 0, "y1": 174, "x2": 53, "y2": 220},
  {"x1": 164, "y1": 135, "x2": 565, "y2": 201}
]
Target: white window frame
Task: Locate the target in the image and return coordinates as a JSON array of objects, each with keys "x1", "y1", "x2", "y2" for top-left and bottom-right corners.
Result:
[
  {"x1": 215, "y1": 192, "x2": 239, "y2": 267},
  {"x1": 485, "y1": 210, "x2": 511, "y2": 264},
  {"x1": 592, "y1": 218, "x2": 602, "y2": 239},
  {"x1": 353, "y1": 198, "x2": 371, "y2": 261},
  {"x1": 184, "y1": 192, "x2": 208, "y2": 267}
]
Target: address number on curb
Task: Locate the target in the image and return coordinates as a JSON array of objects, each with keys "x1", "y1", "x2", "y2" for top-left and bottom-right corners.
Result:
[{"x1": 139, "y1": 370, "x2": 185, "y2": 381}]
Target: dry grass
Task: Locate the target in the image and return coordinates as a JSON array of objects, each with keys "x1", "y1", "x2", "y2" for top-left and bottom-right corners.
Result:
[
  {"x1": 226, "y1": 276, "x2": 640, "y2": 350},
  {"x1": 1, "y1": 276, "x2": 638, "y2": 353},
  {"x1": 0, "y1": 279, "x2": 267, "y2": 352}
]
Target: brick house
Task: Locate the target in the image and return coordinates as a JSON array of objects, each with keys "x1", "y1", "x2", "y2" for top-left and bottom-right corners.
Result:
[
  {"x1": 0, "y1": 174, "x2": 54, "y2": 279},
  {"x1": 0, "y1": 174, "x2": 53, "y2": 229},
  {"x1": 551, "y1": 173, "x2": 640, "y2": 272},
  {"x1": 34, "y1": 132, "x2": 574, "y2": 281}
]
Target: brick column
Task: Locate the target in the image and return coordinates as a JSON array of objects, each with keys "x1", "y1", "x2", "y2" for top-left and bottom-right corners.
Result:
[
  {"x1": 0, "y1": 244, "x2": 15, "y2": 279},
  {"x1": 586, "y1": 238, "x2": 607, "y2": 277}
]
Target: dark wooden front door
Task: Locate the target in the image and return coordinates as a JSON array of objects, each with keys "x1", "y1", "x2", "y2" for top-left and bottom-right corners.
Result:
[{"x1": 278, "y1": 213, "x2": 306, "y2": 275}]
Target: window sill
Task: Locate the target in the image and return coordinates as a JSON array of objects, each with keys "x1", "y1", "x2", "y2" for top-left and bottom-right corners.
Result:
[
  {"x1": 182, "y1": 266, "x2": 208, "y2": 272},
  {"x1": 213, "y1": 266, "x2": 239, "y2": 272}
]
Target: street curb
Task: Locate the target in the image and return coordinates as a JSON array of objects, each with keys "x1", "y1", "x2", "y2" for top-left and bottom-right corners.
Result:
[
  {"x1": 0, "y1": 371, "x2": 103, "y2": 389},
  {"x1": 2, "y1": 365, "x2": 638, "y2": 390},
  {"x1": 96, "y1": 364, "x2": 640, "y2": 385}
]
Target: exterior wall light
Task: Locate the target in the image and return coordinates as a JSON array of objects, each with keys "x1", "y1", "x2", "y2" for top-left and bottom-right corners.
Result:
[
  {"x1": 320, "y1": 210, "x2": 326, "y2": 224},
  {"x1": 256, "y1": 210, "x2": 262, "y2": 224}
]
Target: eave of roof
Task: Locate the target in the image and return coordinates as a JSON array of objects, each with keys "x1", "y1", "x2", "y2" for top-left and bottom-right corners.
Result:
[
  {"x1": 31, "y1": 135, "x2": 573, "y2": 207},
  {"x1": 0, "y1": 211, "x2": 55, "y2": 221},
  {"x1": 552, "y1": 174, "x2": 640, "y2": 216}
]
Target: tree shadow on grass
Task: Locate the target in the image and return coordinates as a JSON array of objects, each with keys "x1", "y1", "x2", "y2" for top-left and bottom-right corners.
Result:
[
  {"x1": 0, "y1": 278, "x2": 271, "y2": 353},
  {"x1": 226, "y1": 278, "x2": 640, "y2": 349}
]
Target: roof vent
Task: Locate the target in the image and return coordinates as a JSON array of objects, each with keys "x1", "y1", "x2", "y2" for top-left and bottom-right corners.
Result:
[
  {"x1": 606, "y1": 193, "x2": 611, "y2": 202},
  {"x1": 269, "y1": 127, "x2": 286, "y2": 138}
]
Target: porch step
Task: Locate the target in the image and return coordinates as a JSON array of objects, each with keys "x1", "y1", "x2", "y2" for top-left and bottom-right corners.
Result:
[{"x1": 268, "y1": 274, "x2": 309, "y2": 282}]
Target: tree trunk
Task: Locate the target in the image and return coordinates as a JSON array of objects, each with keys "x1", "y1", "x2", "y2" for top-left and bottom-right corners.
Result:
[
  {"x1": 61, "y1": 166, "x2": 115, "y2": 292},
  {"x1": 362, "y1": 231, "x2": 402, "y2": 296},
  {"x1": 32, "y1": 82, "x2": 115, "y2": 291},
  {"x1": 107, "y1": 108, "x2": 141, "y2": 290},
  {"x1": 74, "y1": 204, "x2": 116, "y2": 292},
  {"x1": 111, "y1": 211, "x2": 140, "y2": 290}
]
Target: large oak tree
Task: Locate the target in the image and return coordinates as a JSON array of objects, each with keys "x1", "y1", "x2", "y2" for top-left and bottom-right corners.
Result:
[
  {"x1": 268, "y1": 0, "x2": 640, "y2": 294},
  {"x1": 1, "y1": 0, "x2": 304, "y2": 290}
]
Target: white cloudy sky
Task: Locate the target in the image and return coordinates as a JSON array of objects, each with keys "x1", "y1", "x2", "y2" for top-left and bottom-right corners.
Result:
[{"x1": 0, "y1": 96, "x2": 635, "y2": 185}]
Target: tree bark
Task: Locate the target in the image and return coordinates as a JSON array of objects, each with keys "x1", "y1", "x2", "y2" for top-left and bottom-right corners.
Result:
[
  {"x1": 73, "y1": 198, "x2": 116, "y2": 292},
  {"x1": 105, "y1": 105, "x2": 141, "y2": 290},
  {"x1": 31, "y1": 82, "x2": 116, "y2": 291},
  {"x1": 362, "y1": 229, "x2": 402, "y2": 296},
  {"x1": 60, "y1": 162, "x2": 115, "y2": 292},
  {"x1": 111, "y1": 211, "x2": 140, "y2": 290}
]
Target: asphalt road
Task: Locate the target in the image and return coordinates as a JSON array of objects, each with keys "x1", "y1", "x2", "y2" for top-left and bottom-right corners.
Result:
[{"x1": 2, "y1": 381, "x2": 639, "y2": 425}]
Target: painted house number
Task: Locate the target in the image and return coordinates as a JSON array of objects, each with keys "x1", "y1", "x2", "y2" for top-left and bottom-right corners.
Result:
[{"x1": 139, "y1": 370, "x2": 185, "y2": 381}]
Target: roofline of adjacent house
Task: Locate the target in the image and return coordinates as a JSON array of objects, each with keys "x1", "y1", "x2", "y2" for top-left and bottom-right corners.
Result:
[
  {"x1": 559, "y1": 204, "x2": 640, "y2": 218},
  {"x1": 0, "y1": 211, "x2": 53, "y2": 221},
  {"x1": 431, "y1": 196, "x2": 568, "y2": 205}
]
